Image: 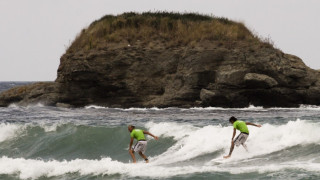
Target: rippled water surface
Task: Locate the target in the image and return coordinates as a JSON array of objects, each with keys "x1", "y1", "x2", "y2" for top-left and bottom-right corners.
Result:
[{"x1": 0, "y1": 82, "x2": 319, "y2": 179}]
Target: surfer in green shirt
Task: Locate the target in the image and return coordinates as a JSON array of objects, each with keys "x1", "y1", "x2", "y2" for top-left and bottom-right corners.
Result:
[
  {"x1": 224, "y1": 116, "x2": 262, "y2": 159},
  {"x1": 128, "y1": 125, "x2": 159, "y2": 163}
]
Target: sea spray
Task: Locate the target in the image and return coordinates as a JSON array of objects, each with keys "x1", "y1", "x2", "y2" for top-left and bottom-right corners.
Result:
[{"x1": 0, "y1": 123, "x2": 21, "y2": 142}]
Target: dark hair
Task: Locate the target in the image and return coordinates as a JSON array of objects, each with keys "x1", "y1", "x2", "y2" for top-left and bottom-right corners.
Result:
[
  {"x1": 229, "y1": 116, "x2": 237, "y2": 122},
  {"x1": 129, "y1": 125, "x2": 135, "y2": 129}
]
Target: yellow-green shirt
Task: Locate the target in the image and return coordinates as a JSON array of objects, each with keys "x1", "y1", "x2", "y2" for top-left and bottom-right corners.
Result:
[
  {"x1": 130, "y1": 129, "x2": 146, "y2": 141},
  {"x1": 233, "y1": 120, "x2": 249, "y2": 134}
]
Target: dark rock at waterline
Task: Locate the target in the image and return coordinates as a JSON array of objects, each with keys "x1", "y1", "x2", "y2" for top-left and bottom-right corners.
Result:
[{"x1": 1, "y1": 12, "x2": 320, "y2": 108}]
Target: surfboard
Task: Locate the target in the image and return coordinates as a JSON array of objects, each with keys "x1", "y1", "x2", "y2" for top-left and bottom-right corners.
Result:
[{"x1": 206, "y1": 157, "x2": 225, "y2": 165}]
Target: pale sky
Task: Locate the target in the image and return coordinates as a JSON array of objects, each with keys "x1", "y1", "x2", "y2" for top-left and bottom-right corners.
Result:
[{"x1": 0, "y1": 0, "x2": 319, "y2": 81}]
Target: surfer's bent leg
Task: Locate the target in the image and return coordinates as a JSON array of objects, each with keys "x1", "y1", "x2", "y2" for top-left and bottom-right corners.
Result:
[
  {"x1": 242, "y1": 143, "x2": 248, "y2": 152},
  {"x1": 138, "y1": 151, "x2": 149, "y2": 163}
]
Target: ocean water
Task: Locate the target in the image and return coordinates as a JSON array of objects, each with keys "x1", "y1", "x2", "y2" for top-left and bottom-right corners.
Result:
[{"x1": 0, "y1": 82, "x2": 320, "y2": 180}]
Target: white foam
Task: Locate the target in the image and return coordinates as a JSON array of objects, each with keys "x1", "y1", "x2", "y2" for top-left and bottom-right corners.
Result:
[
  {"x1": 37, "y1": 121, "x2": 66, "y2": 132},
  {"x1": 0, "y1": 156, "x2": 319, "y2": 179},
  {"x1": 245, "y1": 119, "x2": 320, "y2": 157},
  {"x1": 241, "y1": 104, "x2": 264, "y2": 110},
  {"x1": 188, "y1": 105, "x2": 265, "y2": 111},
  {"x1": 146, "y1": 120, "x2": 320, "y2": 164},
  {"x1": 189, "y1": 107, "x2": 225, "y2": 111},
  {"x1": 122, "y1": 107, "x2": 163, "y2": 111},
  {"x1": 84, "y1": 105, "x2": 108, "y2": 109},
  {"x1": 8, "y1": 103, "x2": 45, "y2": 109},
  {"x1": 1, "y1": 120, "x2": 319, "y2": 179},
  {"x1": 8, "y1": 103, "x2": 19, "y2": 108},
  {"x1": 149, "y1": 107, "x2": 163, "y2": 111},
  {"x1": 0, "y1": 123, "x2": 21, "y2": 142},
  {"x1": 0, "y1": 122, "x2": 65, "y2": 140},
  {"x1": 84, "y1": 105, "x2": 164, "y2": 111},
  {"x1": 0, "y1": 156, "x2": 198, "y2": 179},
  {"x1": 299, "y1": 104, "x2": 320, "y2": 110},
  {"x1": 30, "y1": 103, "x2": 45, "y2": 108},
  {"x1": 146, "y1": 122, "x2": 230, "y2": 165},
  {"x1": 43, "y1": 124, "x2": 58, "y2": 132}
]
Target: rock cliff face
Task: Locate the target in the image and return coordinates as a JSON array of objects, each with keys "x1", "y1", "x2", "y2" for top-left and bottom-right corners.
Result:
[{"x1": 1, "y1": 12, "x2": 320, "y2": 108}]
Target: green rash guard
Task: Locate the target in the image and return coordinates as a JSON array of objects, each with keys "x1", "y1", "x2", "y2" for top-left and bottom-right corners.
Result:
[
  {"x1": 130, "y1": 129, "x2": 146, "y2": 141},
  {"x1": 233, "y1": 120, "x2": 249, "y2": 134}
]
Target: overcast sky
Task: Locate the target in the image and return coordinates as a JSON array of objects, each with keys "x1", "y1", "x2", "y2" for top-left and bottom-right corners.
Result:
[{"x1": 0, "y1": 0, "x2": 319, "y2": 81}]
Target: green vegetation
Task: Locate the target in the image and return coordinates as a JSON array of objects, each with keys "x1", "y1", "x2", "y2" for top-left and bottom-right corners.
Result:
[{"x1": 68, "y1": 12, "x2": 264, "y2": 52}]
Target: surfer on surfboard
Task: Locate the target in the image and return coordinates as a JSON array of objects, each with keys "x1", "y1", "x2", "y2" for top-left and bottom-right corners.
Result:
[
  {"x1": 128, "y1": 125, "x2": 159, "y2": 163},
  {"x1": 224, "y1": 116, "x2": 261, "y2": 159}
]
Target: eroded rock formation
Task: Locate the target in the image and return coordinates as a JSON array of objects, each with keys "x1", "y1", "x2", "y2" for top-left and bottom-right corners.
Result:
[{"x1": 1, "y1": 13, "x2": 319, "y2": 108}]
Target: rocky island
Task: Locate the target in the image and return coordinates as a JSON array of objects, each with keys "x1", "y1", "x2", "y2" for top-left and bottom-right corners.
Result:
[{"x1": 1, "y1": 12, "x2": 320, "y2": 108}]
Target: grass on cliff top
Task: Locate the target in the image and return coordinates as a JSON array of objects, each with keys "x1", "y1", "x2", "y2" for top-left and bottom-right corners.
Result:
[{"x1": 68, "y1": 12, "x2": 267, "y2": 52}]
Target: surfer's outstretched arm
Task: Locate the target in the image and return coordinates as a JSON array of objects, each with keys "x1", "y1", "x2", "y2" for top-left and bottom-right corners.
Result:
[
  {"x1": 246, "y1": 122, "x2": 262, "y2": 127},
  {"x1": 231, "y1": 128, "x2": 236, "y2": 140},
  {"x1": 143, "y1": 131, "x2": 159, "y2": 140}
]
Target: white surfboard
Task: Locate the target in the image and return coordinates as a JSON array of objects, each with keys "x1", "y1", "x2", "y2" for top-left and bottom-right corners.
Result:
[{"x1": 206, "y1": 157, "x2": 226, "y2": 165}]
